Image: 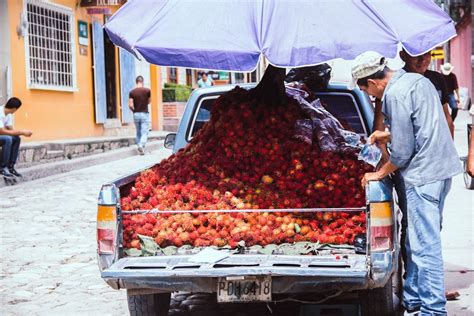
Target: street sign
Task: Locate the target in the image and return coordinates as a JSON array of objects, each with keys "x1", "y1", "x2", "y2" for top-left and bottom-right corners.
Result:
[
  {"x1": 86, "y1": 7, "x2": 113, "y2": 15},
  {"x1": 218, "y1": 72, "x2": 230, "y2": 81},
  {"x1": 80, "y1": 0, "x2": 125, "y2": 6},
  {"x1": 431, "y1": 49, "x2": 445, "y2": 60},
  {"x1": 78, "y1": 20, "x2": 89, "y2": 46}
]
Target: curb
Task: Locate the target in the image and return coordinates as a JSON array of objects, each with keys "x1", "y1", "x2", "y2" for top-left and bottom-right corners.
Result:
[{"x1": 1, "y1": 140, "x2": 164, "y2": 188}]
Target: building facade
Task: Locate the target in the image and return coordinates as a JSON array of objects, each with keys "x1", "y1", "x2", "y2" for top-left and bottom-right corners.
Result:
[
  {"x1": 449, "y1": 7, "x2": 472, "y2": 96},
  {"x1": 2, "y1": 0, "x2": 163, "y2": 142}
]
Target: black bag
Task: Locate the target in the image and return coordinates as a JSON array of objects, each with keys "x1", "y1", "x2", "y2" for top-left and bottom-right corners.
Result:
[{"x1": 285, "y1": 64, "x2": 332, "y2": 91}]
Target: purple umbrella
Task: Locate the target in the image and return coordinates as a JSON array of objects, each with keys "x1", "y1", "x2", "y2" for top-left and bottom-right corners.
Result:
[{"x1": 105, "y1": 0, "x2": 455, "y2": 71}]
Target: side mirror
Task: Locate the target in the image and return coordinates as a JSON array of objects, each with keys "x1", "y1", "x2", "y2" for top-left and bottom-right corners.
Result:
[{"x1": 164, "y1": 133, "x2": 176, "y2": 149}]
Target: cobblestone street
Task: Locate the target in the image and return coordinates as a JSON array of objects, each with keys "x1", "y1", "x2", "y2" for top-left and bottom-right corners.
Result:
[{"x1": 0, "y1": 148, "x2": 172, "y2": 315}]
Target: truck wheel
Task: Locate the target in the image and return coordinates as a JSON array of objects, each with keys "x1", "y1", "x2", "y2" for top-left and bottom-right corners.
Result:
[
  {"x1": 127, "y1": 291, "x2": 171, "y2": 316},
  {"x1": 359, "y1": 278, "x2": 397, "y2": 316}
]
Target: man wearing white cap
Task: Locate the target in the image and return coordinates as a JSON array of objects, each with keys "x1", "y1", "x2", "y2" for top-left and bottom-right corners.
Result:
[
  {"x1": 440, "y1": 62, "x2": 460, "y2": 121},
  {"x1": 351, "y1": 51, "x2": 463, "y2": 316}
]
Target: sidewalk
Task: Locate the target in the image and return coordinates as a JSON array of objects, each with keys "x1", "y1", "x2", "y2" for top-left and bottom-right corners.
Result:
[
  {"x1": 1, "y1": 131, "x2": 170, "y2": 187},
  {"x1": 442, "y1": 110, "x2": 474, "y2": 315}
]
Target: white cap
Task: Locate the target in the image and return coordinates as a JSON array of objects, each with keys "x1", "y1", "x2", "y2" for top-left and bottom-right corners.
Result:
[
  {"x1": 440, "y1": 62, "x2": 454, "y2": 76},
  {"x1": 349, "y1": 51, "x2": 388, "y2": 89}
]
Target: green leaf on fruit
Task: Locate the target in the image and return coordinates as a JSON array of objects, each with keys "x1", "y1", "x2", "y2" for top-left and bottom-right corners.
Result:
[
  {"x1": 125, "y1": 248, "x2": 143, "y2": 257},
  {"x1": 179, "y1": 245, "x2": 193, "y2": 251},
  {"x1": 289, "y1": 242, "x2": 320, "y2": 255},
  {"x1": 255, "y1": 242, "x2": 321, "y2": 255},
  {"x1": 294, "y1": 223, "x2": 301, "y2": 233},
  {"x1": 278, "y1": 243, "x2": 303, "y2": 255},
  {"x1": 248, "y1": 245, "x2": 263, "y2": 252},
  {"x1": 138, "y1": 234, "x2": 158, "y2": 255},
  {"x1": 161, "y1": 246, "x2": 178, "y2": 256},
  {"x1": 258, "y1": 244, "x2": 278, "y2": 255}
]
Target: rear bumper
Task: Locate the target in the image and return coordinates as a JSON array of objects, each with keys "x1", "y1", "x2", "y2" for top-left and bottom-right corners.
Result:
[{"x1": 101, "y1": 254, "x2": 378, "y2": 293}]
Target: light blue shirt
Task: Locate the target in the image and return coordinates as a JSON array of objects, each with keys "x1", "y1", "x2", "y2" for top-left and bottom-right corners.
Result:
[
  {"x1": 197, "y1": 77, "x2": 213, "y2": 88},
  {"x1": 382, "y1": 69, "x2": 463, "y2": 187}
]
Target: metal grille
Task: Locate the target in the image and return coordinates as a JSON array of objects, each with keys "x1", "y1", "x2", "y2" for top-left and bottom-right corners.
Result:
[{"x1": 25, "y1": 0, "x2": 76, "y2": 90}]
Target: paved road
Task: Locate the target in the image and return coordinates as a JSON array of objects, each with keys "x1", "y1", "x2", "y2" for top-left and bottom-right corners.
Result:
[
  {"x1": 1, "y1": 111, "x2": 472, "y2": 316},
  {"x1": 0, "y1": 147, "x2": 172, "y2": 315}
]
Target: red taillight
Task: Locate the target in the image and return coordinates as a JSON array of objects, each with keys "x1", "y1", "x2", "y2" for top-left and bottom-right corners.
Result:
[
  {"x1": 370, "y1": 202, "x2": 393, "y2": 251},
  {"x1": 97, "y1": 205, "x2": 116, "y2": 254}
]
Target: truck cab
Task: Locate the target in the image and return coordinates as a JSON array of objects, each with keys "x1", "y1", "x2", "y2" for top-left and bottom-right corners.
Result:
[{"x1": 97, "y1": 83, "x2": 400, "y2": 316}]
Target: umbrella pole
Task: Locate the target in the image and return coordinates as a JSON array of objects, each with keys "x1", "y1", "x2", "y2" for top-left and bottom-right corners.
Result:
[{"x1": 250, "y1": 65, "x2": 287, "y2": 106}]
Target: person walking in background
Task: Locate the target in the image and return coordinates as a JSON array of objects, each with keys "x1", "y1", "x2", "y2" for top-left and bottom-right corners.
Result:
[
  {"x1": 129, "y1": 75, "x2": 151, "y2": 155},
  {"x1": 197, "y1": 72, "x2": 214, "y2": 88},
  {"x1": 0, "y1": 97, "x2": 33, "y2": 178},
  {"x1": 440, "y1": 63, "x2": 461, "y2": 122}
]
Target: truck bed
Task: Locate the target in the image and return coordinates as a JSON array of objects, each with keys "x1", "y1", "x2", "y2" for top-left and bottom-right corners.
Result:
[{"x1": 97, "y1": 167, "x2": 384, "y2": 294}]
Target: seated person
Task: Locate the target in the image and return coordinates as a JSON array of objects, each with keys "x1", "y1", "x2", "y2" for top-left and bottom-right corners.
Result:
[{"x1": 0, "y1": 97, "x2": 33, "y2": 178}]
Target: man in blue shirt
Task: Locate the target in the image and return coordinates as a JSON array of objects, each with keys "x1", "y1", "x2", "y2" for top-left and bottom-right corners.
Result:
[{"x1": 351, "y1": 51, "x2": 463, "y2": 316}]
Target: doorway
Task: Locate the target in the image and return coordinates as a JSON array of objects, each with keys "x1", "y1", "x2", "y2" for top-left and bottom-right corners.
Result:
[{"x1": 104, "y1": 30, "x2": 117, "y2": 119}]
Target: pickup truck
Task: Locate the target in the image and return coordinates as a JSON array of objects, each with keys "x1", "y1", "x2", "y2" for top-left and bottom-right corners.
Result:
[{"x1": 97, "y1": 83, "x2": 400, "y2": 316}]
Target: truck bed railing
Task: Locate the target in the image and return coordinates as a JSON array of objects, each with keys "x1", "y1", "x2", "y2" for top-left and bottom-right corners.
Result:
[
  {"x1": 121, "y1": 207, "x2": 366, "y2": 215},
  {"x1": 103, "y1": 254, "x2": 367, "y2": 279}
]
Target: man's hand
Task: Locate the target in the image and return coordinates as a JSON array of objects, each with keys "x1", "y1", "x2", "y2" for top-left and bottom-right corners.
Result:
[
  {"x1": 368, "y1": 130, "x2": 391, "y2": 146},
  {"x1": 468, "y1": 135, "x2": 474, "y2": 177},
  {"x1": 361, "y1": 171, "x2": 383, "y2": 188},
  {"x1": 361, "y1": 160, "x2": 399, "y2": 188},
  {"x1": 467, "y1": 161, "x2": 474, "y2": 178},
  {"x1": 21, "y1": 130, "x2": 33, "y2": 137}
]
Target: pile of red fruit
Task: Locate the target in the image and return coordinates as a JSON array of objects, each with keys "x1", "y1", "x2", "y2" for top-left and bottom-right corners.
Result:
[
  {"x1": 121, "y1": 87, "x2": 373, "y2": 250},
  {"x1": 123, "y1": 211, "x2": 366, "y2": 250}
]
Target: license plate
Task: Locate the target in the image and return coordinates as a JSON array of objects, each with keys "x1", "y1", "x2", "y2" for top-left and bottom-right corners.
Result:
[{"x1": 217, "y1": 276, "x2": 271, "y2": 302}]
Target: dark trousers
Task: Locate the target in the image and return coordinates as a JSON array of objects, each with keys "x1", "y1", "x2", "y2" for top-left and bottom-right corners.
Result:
[
  {"x1": 447, "y1": 94, "x2": 458, "y2": 121},
  {"x1": 0, "y1": 135, "x2": 21, "y2": 169}
]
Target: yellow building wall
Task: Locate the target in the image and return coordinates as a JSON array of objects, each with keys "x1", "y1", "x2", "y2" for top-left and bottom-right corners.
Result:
[
  {"x1": 8, "y1": 0, "x2": 162, "y2": 142},
  {"x1": 7, "y1": 0, "x2": 108, "y2": 142},
  {"x1": 150, "y1": 65, "x2": 163, "y2": 131}
]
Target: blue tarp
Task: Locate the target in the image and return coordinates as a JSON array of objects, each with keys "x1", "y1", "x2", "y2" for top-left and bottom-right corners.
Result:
[{"x1": 105, "y1": 0, "x2": 456, "y2": 71}]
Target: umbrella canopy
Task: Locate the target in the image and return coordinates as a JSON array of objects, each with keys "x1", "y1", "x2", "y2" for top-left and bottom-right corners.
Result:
[{"x1": 105, "y1": 0, "x2": 455, "y2": 71}]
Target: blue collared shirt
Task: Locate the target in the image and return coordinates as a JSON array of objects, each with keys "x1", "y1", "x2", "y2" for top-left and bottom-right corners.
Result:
[{"x1": 382, "y1": 69, "x2": 463, "y2": 187}]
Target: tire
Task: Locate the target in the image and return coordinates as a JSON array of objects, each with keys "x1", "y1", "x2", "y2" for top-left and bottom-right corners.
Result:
[
  {"x1": 359, "y1": 277, "x2": 398, "y2": 316},
  {"x1": 127, "y1": 291, "x2": 171, "y2": 316}
]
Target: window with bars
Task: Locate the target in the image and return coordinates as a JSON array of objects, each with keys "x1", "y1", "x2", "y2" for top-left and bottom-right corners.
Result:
[
  {"x1": 25, "y1": 0, "x2": 76, "y2": 90},
  {"x1": 168, "y1": 67, "x2": 178, "y2": 84}
]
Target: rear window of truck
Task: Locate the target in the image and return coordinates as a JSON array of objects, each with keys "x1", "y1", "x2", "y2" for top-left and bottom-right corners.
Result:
[
  {"x1": 188, "y1": 92, "x2": 366, "y2": 140},
  {"x1": 317, "y1": 92, "x2": 367, "y2": 135}
]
